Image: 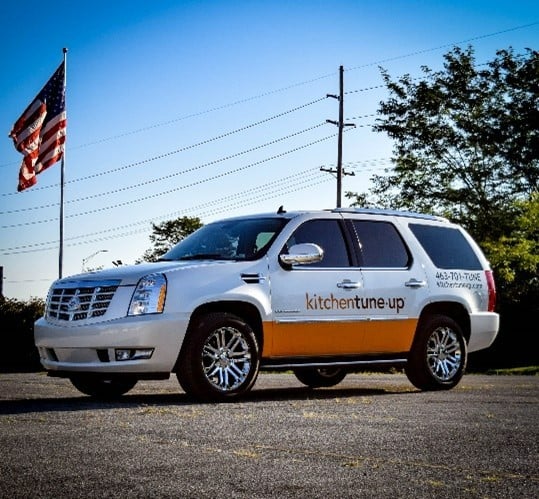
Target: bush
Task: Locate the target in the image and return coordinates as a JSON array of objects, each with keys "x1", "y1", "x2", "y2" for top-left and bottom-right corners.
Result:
[
  {"x1": 0, "y1": 297, "x2": 44, "y2": 372},
  {"x1": 468, "y1": 306, "x2": 536, "y2": 371}
]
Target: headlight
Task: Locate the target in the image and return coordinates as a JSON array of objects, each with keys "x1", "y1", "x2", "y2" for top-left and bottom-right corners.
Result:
[{"x1": 128, "y1": 273, "x2": 167, "y2": 316}]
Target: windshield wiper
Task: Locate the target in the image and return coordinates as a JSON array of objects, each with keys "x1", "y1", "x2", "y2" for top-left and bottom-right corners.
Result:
[{"x1": 178, "y1": 253, "x2": 232, "y2": 260}]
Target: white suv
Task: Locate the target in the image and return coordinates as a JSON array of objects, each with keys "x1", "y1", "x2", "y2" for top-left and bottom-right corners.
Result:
[{"x1": 35, "y1": 208, "x2": 499, "y2": 401}]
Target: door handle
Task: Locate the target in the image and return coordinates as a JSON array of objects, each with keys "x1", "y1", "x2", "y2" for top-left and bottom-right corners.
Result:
[
  {"x1": 337, "y1": 279, "x2": 361, "y2": 290},
  {"x1": 405, "y1": 278, "x2": 427, "y2": 288}
]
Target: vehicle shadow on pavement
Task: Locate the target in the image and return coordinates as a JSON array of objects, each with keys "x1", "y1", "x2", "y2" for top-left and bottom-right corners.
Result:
[{"x1": 0, "y1": 385, "x2": 412, "y2": 415}]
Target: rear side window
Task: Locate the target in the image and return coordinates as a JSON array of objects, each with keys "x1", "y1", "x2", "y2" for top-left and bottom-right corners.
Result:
[
  {"x1": 409, "y1": 224, "x2": 482, "y2": 270},
  {"x1": 352, "y1": 220, "x2": 410, "y2": 268}
]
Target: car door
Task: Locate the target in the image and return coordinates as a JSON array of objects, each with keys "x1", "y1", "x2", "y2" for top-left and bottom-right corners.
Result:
[
  {"x1": 268, "y1": 214, "x2": 366, "y2": 357},
  {"x1": 348, "y1": 217, "x2": 429, "y2": 354}
]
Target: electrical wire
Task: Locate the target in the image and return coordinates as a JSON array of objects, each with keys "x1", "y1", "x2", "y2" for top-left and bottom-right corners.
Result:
[
  {"x1": 1, "y1": 168, "x2": 331, "y2": 255},
  {"x1": 1, "y1": 122, "x2": 328, "y2": 214},
  {"x1": 1, "y1": 157, "x2": 389, "y2": 254},
  {"x1": 0, "y1": 97, "x2": 327, "y2": 193},
  {"x1": 1, "y1": 132, "x2": 339, "y2": 229},
  {"x1": 4, "y1": 23, "x2": 534, "y2": 263}
]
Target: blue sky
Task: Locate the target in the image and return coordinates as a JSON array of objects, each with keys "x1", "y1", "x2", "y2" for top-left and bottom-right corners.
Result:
[{"x1": 1, "y1": 1, "x2": 538, "y2": 300}]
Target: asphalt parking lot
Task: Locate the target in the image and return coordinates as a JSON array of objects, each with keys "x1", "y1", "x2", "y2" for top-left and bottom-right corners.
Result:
[{"x1": 1, "y1": 372, "x2": 538, "y2": 498}]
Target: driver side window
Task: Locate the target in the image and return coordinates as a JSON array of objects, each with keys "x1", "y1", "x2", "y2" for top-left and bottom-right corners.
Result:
[{"x1": 285, "y1": 219, "x2": 350, "y2": 267}]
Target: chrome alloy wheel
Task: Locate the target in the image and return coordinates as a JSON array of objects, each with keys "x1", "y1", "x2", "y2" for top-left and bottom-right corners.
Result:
[
  {"x1": 426, "y1": 326, "x2": 462, "y2": 381},
  {"x1": 202, "y1": 326, "x2": 252, "y2": 392}
]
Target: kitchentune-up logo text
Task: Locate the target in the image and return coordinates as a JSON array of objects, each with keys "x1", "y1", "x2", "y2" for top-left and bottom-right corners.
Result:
[{"x1": 305, "y1": 293, "x2": 405, "y2": 313}]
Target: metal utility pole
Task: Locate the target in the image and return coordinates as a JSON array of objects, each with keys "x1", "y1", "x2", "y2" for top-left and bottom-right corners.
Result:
[{"x1": 321, "y1": 65, "x2": 355, "y2": 207}]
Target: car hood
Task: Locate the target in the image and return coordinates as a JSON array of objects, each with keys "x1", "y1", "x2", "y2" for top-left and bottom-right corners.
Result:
[{"x1": 52, "y1": 260, "x2": 238, "y2": 287}]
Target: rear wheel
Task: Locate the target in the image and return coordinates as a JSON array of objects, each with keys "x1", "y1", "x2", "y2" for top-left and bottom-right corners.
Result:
[
  {"x1": 405, "y1": 314, "x2": 467, "y2": 391},
  {"x1": 293, "y1": 367, "x2": 347, "y2": 388},
  {"x1": 69, "y1": 376, "x2": 137, "y2": 399},
  {"x1": 176, "y1": 313, "x2": 260, "y2": 402}
]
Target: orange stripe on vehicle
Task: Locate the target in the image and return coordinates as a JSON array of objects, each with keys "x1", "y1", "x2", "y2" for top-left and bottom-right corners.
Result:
[
  {"x1": 262, "y1": 319, "x2": 418, "y2": 357},
  {"x1": 363, "y1": 319, "x2": 417, "y2": 353},
  {"x1": 268, "y1": 321, "x2": 362, "y2": 356}
]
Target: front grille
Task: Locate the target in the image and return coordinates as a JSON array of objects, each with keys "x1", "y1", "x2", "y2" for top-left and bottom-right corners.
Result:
[{"x1": 46, "y1": 280, "x2": 120, "y2": 321}]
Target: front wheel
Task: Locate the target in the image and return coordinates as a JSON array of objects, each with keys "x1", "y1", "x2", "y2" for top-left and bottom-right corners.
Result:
[
  {"x1": 69, "y1": 376, "x2": 137, "y2": 399},
  {"x1": 405, "y1": 314, "x2": 467, "y2": 391},
  {"x1": 176, "y1": 313, "x2": 260, "y2": 402},
  {"x1": 293, "y1": 367, "x2": 347, "y2": 388}
]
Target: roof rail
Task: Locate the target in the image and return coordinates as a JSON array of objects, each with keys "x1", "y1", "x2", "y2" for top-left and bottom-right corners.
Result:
[{"x1": 331, "y1": 207, "x2": 449, "y2": 222}]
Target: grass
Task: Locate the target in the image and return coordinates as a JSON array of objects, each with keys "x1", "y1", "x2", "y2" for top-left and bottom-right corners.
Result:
[{"x1": 484, "y1": 366, "x2": 539, "y2": 376}]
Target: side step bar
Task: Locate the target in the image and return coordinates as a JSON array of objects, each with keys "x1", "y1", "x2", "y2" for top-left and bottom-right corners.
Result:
[{"x1": 261, "y1": 358, "x2": 407, "y2": 371}]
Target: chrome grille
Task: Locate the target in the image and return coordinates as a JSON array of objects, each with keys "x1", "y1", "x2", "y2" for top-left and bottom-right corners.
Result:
[{"x1": 46, "y1": 280, "x2": 120, "y2": 321}]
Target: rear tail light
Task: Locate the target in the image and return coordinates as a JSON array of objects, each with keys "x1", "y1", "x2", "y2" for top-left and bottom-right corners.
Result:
[{"x1": 485, "y1": 270, "x2": 497, "y2": 312}]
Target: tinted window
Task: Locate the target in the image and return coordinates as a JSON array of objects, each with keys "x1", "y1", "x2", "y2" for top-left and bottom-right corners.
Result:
[
  {"x1": 352, "y1": 220, "x2": 410, "y2": 268},
  {"x1": 409, "y1": 224, "x2": 482, "y2": 270},
  {"x1": 162, "y1": 218, "x2": 288, "y2": 261},
  {"x1": 284, "y1": 219, "x2": 350, "y2": 267}
]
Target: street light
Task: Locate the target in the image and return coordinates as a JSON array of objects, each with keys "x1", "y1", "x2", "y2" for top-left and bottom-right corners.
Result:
[{"x1": 82, "y1": 249, "x2": 108, "y2": 272}]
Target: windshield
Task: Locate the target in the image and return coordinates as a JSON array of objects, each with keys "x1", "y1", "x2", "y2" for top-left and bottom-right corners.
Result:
[{"x1": 161, "y1": 217, "x2": 289, "y2": 261}]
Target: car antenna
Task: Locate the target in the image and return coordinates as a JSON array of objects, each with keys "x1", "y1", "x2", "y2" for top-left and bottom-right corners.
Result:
[{"x1": 277, "y1": 205, "x2": 286, "y2": 214}]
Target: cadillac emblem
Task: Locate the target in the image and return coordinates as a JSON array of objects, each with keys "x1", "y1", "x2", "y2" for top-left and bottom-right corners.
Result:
[{"x1": 66, "y1": 295, "x2": 81, "y2": 312}]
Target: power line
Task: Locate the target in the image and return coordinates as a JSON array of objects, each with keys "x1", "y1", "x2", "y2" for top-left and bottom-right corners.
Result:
[
  {"x1": 93, "y1": 24, "x2": 536, "y2": 156},
  {"x1": 0, "y1": 97, "x2": 326, "y2": 193},
  {"x1": 67, "y1": 82, "x2": 334, "y2": 151},
  {"x1": 4, "y1": 24, "x2": 532, "y2": 226},
  {"x1": 1, "y1": 159, "x2": 391, "y2": 254},
  {"x1": 346, "y1": 22, "x2": 539, "y2": 72},
  {"x1": 0, "y1": 168, "x2": 332, "y2": 255},
  {"x1": 1, "y1": 122, "x2": 328, "y2": 214},
  {"x1": 1, "y1": 133, "x2": 339, "y2": 229},
  {"x1": 2, "y1": 20, "x2": 534, "y2": 175}
]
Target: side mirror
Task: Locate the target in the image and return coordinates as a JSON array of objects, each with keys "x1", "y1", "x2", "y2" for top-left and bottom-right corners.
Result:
[{"x1": 279, "y1": 243, "x2": 324, "y2": 268}]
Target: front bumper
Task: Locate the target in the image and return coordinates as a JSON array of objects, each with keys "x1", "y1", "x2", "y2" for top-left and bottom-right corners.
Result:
[{"x1": 34, "y1": 312, "x2": 189, "y2": 375}]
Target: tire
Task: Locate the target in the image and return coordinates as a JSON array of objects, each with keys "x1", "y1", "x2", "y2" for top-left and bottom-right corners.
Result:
[
  {"x1": 69, "y1": 376, "x2": 137, "y2": 399},
  {"x1": 405, "y1": 314, "x2": 467, "y2": 391},
  {"x1": 293, "y1": 367, "x2": 347, "y2": 388},
  {"x1": 176, "y1": 313, "x2": 260, "y2": 402}
]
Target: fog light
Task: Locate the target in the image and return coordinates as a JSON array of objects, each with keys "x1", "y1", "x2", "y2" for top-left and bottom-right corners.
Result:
[
  {"x1": 115, "y1": 348, "x2": 154, "y2": 361},
  {"x1": 115, "y1": 349, "x2": 131, "y2": 361}
]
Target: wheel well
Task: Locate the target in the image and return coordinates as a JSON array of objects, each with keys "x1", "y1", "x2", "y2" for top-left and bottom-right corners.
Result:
[
  {"x1": 418, "y1": 302, "x2": 471, "y2": 344},
  {"x1": 189, "y1": 301, "x2": 264, "y2": 351}
]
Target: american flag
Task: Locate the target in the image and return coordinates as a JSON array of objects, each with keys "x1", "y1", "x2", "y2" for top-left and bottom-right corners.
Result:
[{"x1": 9, "y1": 61, "x2": 67, "y2": 192}]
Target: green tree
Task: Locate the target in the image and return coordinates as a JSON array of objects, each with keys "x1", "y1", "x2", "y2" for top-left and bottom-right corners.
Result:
[
  {"x1": 346, "y1": 46, "x2": 539, "y2": 368},
  {"x1": 470, "y1": 194, "x2": 539, "y2": 368},
  {"x1": 140, "y1": 216, "x2": 203, "y2": 262},
  {"x1": 347, "y1": 46, "x2": 538, "y2": 242},
  {"x1": 482, "y1": 193, "x2": 539, "y2": 311}
]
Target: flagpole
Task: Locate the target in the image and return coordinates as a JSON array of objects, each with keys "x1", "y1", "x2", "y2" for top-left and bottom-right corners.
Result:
[{"x1": 59, "y1": 47, "x2": 67, "y2": 279}]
